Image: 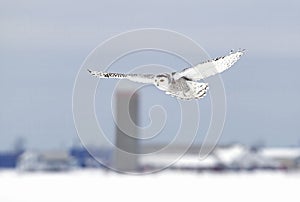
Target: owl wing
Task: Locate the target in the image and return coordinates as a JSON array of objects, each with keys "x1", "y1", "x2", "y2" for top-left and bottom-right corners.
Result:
[
  {"x1": 173, "y1": 49, "x2": 245, "y2": 81},
  {"x1": 88, "y1": 69, "x2": 156, "y2": 84},
  {"x1": 126, "y1": 73, "x2": 156, "y2": 84}
]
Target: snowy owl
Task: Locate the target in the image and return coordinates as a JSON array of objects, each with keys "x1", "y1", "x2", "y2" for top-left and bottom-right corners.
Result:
[{"x1": 88, "y1": 49, "x2": 245, "y2": 100}]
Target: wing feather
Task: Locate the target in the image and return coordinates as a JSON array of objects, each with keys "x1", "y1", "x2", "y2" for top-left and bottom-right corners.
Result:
[
  {"x1": 174, "y1": 49, "x2": 245, "y2": 81},
  {"x1": 126, "y1": 73, "x2": 155, "y2": 84},
  {"x1": 87, "y1": 69, "x2": 155, "y2": 84}
]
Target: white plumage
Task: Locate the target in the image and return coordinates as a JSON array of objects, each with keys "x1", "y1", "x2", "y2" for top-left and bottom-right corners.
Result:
[{"x1": 88, "y1": 49, "x2": 245, "y2": 100}]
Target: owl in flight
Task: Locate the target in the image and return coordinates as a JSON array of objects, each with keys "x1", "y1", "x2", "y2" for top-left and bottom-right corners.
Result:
[{"x1": 88, "y1": 49, "x2": 245, "y2": 100}]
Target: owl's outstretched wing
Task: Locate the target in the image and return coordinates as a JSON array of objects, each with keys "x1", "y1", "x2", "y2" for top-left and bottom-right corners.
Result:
[
  {"x1": 173, "y1": 49, "x2": 245, "y2": 81},
  {"x1": 126, "y1": 73, "x2": 156, "y2": 84},
  {"x1": 87, "y1": 69, "x2": 155, "y2": 84}
]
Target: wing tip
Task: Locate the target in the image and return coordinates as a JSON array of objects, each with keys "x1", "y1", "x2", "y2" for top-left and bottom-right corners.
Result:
[{"x1": 230, "y1": 48, "x2": 246, "y2": 54}]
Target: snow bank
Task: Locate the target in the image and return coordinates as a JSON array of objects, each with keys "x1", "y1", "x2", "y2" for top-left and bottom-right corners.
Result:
[{"x1": 1, "y1": 169, "x2": 300, "y2": 202}]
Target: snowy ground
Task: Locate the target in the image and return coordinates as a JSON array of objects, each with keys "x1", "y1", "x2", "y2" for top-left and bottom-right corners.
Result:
[{"x1": 1, "y1": 169, "x2": 300, "y2": 202}]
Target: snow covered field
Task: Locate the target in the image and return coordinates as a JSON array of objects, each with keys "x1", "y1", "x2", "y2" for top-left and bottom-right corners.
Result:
[{"x1": 1, "y1": 169, "x2": 300, "y2": 202}]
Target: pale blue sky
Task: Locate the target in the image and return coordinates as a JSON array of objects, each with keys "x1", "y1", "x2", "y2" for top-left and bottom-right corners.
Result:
[{"x1": 1, "y1": 0, "x2": 300, "y2": 151}]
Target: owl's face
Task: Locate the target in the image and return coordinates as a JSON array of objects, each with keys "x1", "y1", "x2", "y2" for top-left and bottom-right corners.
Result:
[{"x1": 154, "y1": 74, "x2": 171, "y2": 90}]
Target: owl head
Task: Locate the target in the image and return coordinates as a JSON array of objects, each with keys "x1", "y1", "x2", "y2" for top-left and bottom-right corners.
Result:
[{"x1": 154, "y1": 74, "x2": 171, "y2": 90}]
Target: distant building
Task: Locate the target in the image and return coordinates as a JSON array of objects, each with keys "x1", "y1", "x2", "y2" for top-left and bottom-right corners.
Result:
[
  {"x1": 139, "y1": 144, "x2": 290, "y2": 172},
  {"x1": 17, "y1": 151, "x2": 78, "y2": 172},
  {"x1": 259, "y1": 148, "x2": 300, "y2": 169},
  {"x1": 214, "y1": 144, "x2": 281, "y2": 170},
  {"x1": 70, "y1": 146, "x2": 112, "y2": 168},
  {"x1": 113, "y1": 91, "x2": 139, "y2": 173},
  {"x1": 139, "y1": 153, "x2": 224, "y2": 171}
]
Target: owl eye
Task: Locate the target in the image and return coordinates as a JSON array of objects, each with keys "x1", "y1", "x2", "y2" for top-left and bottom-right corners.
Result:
[{"x1": 160, "y1": 79, "x2": 164, "y2": 82}]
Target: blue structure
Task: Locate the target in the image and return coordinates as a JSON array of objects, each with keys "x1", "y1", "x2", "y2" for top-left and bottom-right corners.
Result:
[
  {"x1": 69, "y1": 147, "x2": 112, "y2": 168},
  {"x1": 0, "y1": 151, "x2": 23, "y2": 168}
]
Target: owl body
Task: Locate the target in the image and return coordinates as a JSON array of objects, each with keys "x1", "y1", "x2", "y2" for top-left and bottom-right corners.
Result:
[
  {"x1": 154, "y1": 74, "x2": 208, "y2": 100},
  {"x1": 88, "y1": 49, "x2": 244, "y2": 100}
]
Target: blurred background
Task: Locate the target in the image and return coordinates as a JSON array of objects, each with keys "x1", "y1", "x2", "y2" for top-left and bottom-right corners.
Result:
[{"x1": 1, "y1": 0, "x2": 300, "y2": 201}]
